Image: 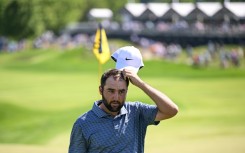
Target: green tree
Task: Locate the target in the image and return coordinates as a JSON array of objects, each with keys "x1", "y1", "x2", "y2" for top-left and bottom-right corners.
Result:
[
  {"x1": 0, "y1": 0, "x2": 32, "y2": 39},
  {"x1": 0, "y1": 0, "x2": 85, "y2": 39},
  {"x1": 0, "y1": 0, "x2": 128, "y2": 39}
]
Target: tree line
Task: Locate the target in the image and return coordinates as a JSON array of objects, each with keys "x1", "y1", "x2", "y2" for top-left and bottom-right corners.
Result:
[{"x1": 0, "y1": 0, "x2": 127, "y2": 39}]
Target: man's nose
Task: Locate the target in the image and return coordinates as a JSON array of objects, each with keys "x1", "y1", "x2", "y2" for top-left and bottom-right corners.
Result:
[{"x1": 113, "y1": 92, "x2": 119, "y2": 100}]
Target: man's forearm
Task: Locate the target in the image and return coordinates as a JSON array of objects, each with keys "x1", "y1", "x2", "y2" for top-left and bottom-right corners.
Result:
[{"x1": 138, "y1": 81, "x2": 178, "y2": 120}]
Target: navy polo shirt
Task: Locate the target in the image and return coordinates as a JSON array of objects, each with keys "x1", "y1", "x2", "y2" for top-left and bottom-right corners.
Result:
[{"x1": 69, "y1": 100, "x2": 159, "y2": 153}]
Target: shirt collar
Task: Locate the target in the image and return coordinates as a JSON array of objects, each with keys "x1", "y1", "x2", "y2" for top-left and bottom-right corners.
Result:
[
  {"x1": 119, "y1": 105, "x2": 127, "y2": 116},
  {"x1": 92, "y1": 100, "x2": 128, "y2": 118}
]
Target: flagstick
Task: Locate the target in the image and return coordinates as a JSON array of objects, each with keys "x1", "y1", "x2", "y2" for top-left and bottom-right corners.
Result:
[
  {"x1": 95, "y1": 62, "x2": 102, "y2": 98},
  {"x1": 98, "y1": 61, "x2": 102, "y2": 84}
]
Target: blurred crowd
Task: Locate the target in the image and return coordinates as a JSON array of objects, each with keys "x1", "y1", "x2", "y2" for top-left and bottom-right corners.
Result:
[
  {"x1": 186, "y1": 42, "x2": 244, "y2": 68},
  {"x1": 0, "y1": 37, "x2": 26, "y2": 53},
  {"x1": 0, "y1": 31, "x2": 92, "y2": 53},
  {"x1": 102, "y1": 19, "x2": 245, "y2": 35},
  {"x1": 0, "y1": 29, "x2": 244, "y2": 69},
  {"x1": 33, "y1": 31, "x2": 92, "y2": 50},
  {"x1": 130, "y1": 34, "x2": 244, "y2": 68}
]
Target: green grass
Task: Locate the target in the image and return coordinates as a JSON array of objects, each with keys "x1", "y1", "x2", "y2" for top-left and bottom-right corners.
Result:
[{"x1": 0, "y1": 47, "x2": 245, "y2": 153}]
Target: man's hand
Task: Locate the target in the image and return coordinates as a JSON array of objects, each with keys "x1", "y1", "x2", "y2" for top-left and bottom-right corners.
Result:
[
  {"x1": 122, "y1": 68, "x2": 178, "y2": 121},
  {"x1": 122, "y1": 68, "x2": 144, "y2": 88}
]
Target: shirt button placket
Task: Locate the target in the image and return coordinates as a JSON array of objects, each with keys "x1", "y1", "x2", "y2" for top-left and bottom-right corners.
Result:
[{"x1": 113, "y1": 118, "x2": 120, "y2": 136}]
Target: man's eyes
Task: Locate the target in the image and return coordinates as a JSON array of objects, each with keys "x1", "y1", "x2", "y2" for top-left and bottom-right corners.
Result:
[
  {"x1": 107, "y1": 89, "x2": 126, "y2": 94},
  {"x1": 119, "y1": 90, "x2": 126, "y2": 94},
  {"x1": 108, "y1": 90, "x2": 114, "y2": 93}
]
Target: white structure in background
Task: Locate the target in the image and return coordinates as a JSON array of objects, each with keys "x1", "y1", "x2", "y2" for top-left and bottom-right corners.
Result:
[
  {"x1": 123, "y1": 3, "x2": 146, "y2": 20},
  {"x1": 171, "y1": 2, "x2": 195, "y2": 23},
  {"x1": 224, "y1": 2, "x2": 245, "y2": 19},
  {"x1": 87, "y1": 8, "x2": 113, "y2": 29},
  {"x1": 88, "y1": 8, "x2": 113, "y2": 20},
  {"x1": 171, "y1": 3, "x2": 195, "y2": 18},
  {"x1": 121, "y1": 2, "x2": 245, "y2": 22},
  {"x1": 121, "y1": 3, "x2": 147, "y2": 31},
  {"x1": 62, "y1": 2, "x2": 245, "y2": 36},
  {"x1": 197, "y1": 2, "x2": 222, "y2": 17},
  {"x1": 193, "y1": 2, "x2": 222, "y2": 24},
  {"x1": 147, "y1": 3, "x2": 170, "y2": 18}
]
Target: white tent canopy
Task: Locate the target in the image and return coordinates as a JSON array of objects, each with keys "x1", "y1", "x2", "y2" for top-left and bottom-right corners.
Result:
[
  {"x1": 125, "y1": 3, "x2": 146, "y2": 17},
  {"x1": 147, "y1": 3, "x2": 170, "y2": 17},
  {"x1": 197, "y1": 2, "x2": 222, "y2": 17},
  {"x1": 88, "y1": 8, "x2": 113, "y2": 19},
  {"x1": 171, "y1": 3, "x2": 195, "y2": 17},
  {"x1": 121, "y1": 2, "x2": 245, "y2": 21},
  {"x1": 224, "y1": 2, "x2": 245, "y2": 17}
]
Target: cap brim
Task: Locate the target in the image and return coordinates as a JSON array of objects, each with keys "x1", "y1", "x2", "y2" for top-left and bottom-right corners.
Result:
[{"x1": 116, "y1": 63, "x2": 139, "y2": 73}]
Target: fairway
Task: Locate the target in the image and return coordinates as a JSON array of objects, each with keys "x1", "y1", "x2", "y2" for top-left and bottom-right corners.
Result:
[{"x1": 0, "y1": 48, "x2": 245, "y2": 153}]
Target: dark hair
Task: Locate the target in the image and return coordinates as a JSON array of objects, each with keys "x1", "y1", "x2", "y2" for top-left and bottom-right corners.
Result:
[{"x1": 100, "y1": 69, "x2": 129, "y2": 88}]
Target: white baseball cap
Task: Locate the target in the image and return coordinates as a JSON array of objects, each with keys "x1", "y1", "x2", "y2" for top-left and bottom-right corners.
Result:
[{"x1": 111, "y1": 46, "x2": 144, "y2": 73}]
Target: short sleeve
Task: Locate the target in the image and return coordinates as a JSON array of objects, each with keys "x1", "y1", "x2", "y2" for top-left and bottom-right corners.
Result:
[
  {"x1": 137, "y1": 102, "x2": 159, "y2": 125},
  {"x1": 69, "y1": 120, "x2": 87, "y2": 153}
]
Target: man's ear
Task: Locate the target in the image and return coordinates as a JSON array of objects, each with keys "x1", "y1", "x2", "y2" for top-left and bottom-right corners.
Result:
[{"x1": 99, "y1": 86, "x2": 102, "y2": 95}]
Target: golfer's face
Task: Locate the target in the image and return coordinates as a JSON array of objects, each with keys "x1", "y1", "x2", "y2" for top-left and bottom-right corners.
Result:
[{"x1": 102, "y1": 76, "x2": 128, "y2": 112}]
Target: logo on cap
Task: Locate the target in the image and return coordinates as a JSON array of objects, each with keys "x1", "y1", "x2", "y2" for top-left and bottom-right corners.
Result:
[{"x1": 125, "y1": 57, "x2": 133, "y2": 61}]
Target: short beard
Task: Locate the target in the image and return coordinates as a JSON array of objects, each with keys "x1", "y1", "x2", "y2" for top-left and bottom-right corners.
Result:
[{"x1": 101, "y1": 94, "x2": 124, "y2": 113}]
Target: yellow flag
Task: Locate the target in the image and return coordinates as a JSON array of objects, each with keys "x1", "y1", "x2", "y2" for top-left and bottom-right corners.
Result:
[{"x1": 93, "y1": 24, "x2": 110, "y2": 64}]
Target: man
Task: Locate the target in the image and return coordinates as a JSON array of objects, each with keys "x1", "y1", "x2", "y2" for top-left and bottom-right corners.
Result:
[{"x1": 69, "y1": 68, "x2": 178, "y2": 153}]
